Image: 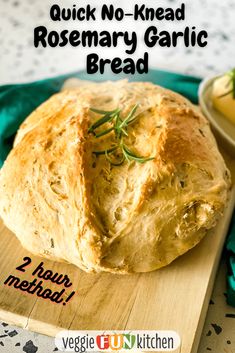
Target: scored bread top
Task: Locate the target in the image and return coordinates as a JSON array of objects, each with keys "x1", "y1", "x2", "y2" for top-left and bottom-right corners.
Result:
[{"x1": 0, "y1": 80, "x2": 231, "y2": 273}]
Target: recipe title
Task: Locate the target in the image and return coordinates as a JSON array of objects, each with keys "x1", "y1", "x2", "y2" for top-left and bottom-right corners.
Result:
[{"x1": 33, "y1": 3, "x2": 209, "y2": 74}]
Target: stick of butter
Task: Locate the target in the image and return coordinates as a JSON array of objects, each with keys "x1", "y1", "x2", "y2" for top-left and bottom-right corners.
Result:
[{"x1": 212, "y1": 71, "x2": 235, "y2": 124}]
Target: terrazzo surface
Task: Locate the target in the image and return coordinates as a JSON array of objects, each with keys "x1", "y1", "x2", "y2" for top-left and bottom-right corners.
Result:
[{"x1": 0, "y1": 0, "x2": 235, "y2": 352}]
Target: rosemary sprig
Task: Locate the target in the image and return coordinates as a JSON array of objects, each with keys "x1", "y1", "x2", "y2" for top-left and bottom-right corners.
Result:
[
  {"x1": 89, "y1": 105, "x2": 155, "y2": 166},
  {"x1": 218, "y1": 68, "x2": 235, "y2": 99}
]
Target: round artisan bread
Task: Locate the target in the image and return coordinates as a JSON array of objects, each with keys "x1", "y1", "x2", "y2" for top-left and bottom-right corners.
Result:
[{"x1": 0, "y1": 80, "x2": 231, "y2": 273}]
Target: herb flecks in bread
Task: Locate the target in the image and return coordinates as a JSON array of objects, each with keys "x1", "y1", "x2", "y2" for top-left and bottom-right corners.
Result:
[{"x1": 0, "y1": 80, "x2": 231, "y2": 274}]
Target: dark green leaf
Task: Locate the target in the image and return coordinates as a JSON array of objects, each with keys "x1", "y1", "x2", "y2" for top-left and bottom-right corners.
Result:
[
  {"x1": 93, "y1": 146, "x2": 118, "y2": 156},
  {"x1": 122, "y1": 144, "x2": 155, "y2": 163},
  {"x1": 95, "y1": 127, "x2": 114, "y2": 138},
  {"x1": 88, "y1": 108, "x2": 121, "y2": 132},
  {"x1": 88, "y1": 113, "x2": 115, "y2": 132}
]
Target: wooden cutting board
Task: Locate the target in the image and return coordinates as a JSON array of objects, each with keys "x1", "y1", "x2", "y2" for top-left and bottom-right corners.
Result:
[{"x1": 0, "y1": 154, "x2": 234, "y2": 353}]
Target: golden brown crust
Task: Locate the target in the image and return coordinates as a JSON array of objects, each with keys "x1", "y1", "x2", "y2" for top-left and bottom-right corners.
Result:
[{"x1": 0, "y1": 80, "x2": 231, "y2": 273}]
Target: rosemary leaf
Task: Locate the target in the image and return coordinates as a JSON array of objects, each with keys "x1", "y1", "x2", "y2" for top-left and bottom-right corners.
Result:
[
  {"x1": 119, "y1": 104, "x2": 139, "y2": 128},
  {"x1": 122, "y1": 144, "x2": 155, "y2": 164},
  {"x1": 90, "y1": 108, "x2": 118, "y2": 115},
  {"x1": 233, "y1": 70, "x2": 235, "y2": 99},
  {"x1": 93, "y1": 146, "x2": 118, "y2": 156},
  {"x1": 218, "y1": 89, "x2": 233, "y2": 98},
  {"x1": 119, "y1": 128, "x2": 129, "y2": 136},
  {"x1": 95, "y1": 127, "x2": 115, "y2": 138},
  {"x1": 218, "y1": 68, "x2": 235, "y2": 99},
  {"x1": 89, "y1": 108, "x2": 121, "y2": 133},
  {"x1": 88, "y1": 112, "x2": 115, "y2": 132},
  {"x1": 105, "y1": 149, "x2": 125, "y2": 166}
]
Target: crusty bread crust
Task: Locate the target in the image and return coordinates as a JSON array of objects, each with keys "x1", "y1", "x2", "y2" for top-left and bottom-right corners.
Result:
[{"x1": 0, "y1": 80, "x2": 231, "y2": 273}]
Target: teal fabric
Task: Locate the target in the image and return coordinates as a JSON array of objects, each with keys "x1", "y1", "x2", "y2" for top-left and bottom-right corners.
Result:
[
  {"x1": 227, "y1": 216, "x2": 235, "y2": 307},
  {"x1": 0, "y1": 69, "x2": 234, "y2": 306}
]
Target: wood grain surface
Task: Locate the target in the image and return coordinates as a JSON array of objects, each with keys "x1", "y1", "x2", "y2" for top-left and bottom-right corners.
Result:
[{"x1": 0, "y1": 153, "x2": 234, "y2": 353}]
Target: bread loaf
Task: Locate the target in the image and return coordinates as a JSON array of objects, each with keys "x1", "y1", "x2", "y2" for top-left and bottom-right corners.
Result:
[{"x1": 0, "y1": 80, "x2": 231, "y2": 273}]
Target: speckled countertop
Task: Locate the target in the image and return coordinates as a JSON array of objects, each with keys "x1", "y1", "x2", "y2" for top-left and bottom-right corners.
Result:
[{"x1": 0, "y1": 0, "x2": 235, "y2": 352}]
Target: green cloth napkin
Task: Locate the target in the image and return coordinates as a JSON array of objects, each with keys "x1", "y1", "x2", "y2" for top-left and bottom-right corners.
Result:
[
  {"x1": 227, "y1": 216, "x2": 235, "y2": 307},
  {"x1": 0, "y1": 69, "x2": 234, "y2": 306}
]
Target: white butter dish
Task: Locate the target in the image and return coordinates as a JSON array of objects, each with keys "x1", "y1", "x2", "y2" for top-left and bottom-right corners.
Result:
[{"x1": 199, "y1": 76, "x2": 235, "y2": 156}]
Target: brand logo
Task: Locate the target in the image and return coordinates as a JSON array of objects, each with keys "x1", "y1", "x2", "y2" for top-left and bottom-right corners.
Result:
[{"x1": 55, "y1": 330, "x2": 181, "y2": 352}]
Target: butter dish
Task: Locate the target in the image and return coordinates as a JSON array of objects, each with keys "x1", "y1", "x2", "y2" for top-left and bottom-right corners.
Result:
[{"x1": 199, "y1": 76, "x2": 235, "y2": 156}]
